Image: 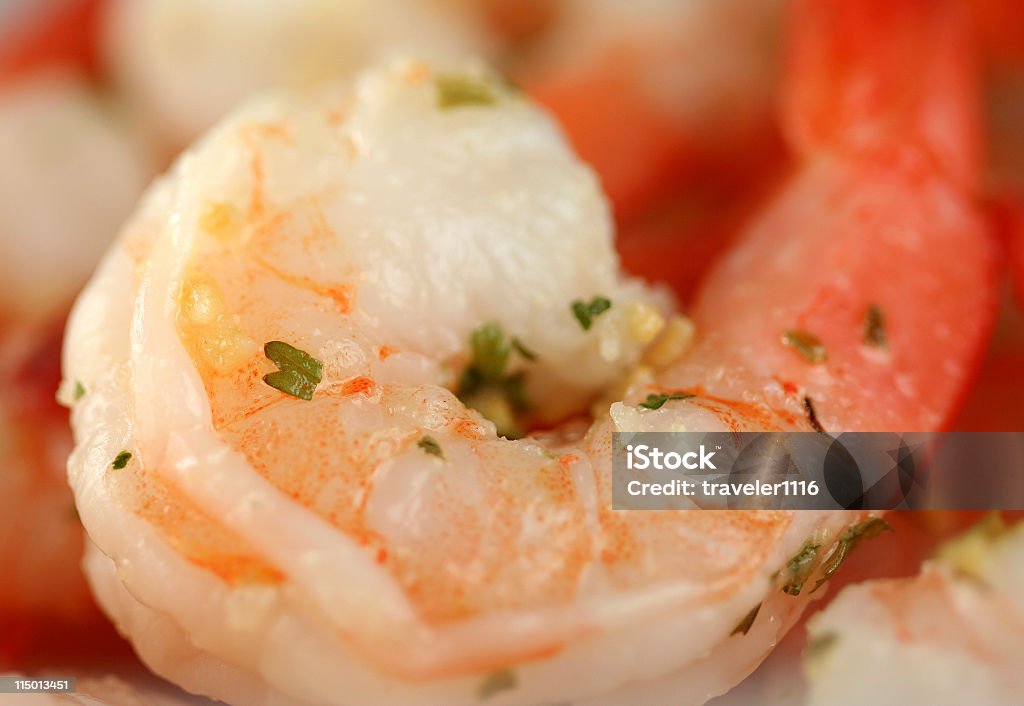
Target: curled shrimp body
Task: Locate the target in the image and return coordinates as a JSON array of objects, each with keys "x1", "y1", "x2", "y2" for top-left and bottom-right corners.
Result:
[
  {"x1": 64, "y1": 58, "x2": 867, "y2": 706},
  {"x1": 63, "y1": 0, "x2": 1000, "y2": 700}
]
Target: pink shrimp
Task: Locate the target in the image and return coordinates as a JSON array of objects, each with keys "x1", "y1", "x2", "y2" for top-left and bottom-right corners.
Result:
[
  {"x1": 657, "y1": 0, "x2": 998, "y2": 433},
  {"x1": 59, "y1": 2, "x2": 997, "y2": 705},
  {"x1": 523, "y1": 0, "x2": 788, "y2": 223}
]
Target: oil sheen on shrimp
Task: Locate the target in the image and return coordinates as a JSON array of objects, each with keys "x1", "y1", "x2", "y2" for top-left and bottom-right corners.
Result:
[
  {"x1": 64, "y1": 59, "x2": 870, "y2": 706},
  {"x1": 805, "y1": 516, "x2": 1024, "y2": 706}
]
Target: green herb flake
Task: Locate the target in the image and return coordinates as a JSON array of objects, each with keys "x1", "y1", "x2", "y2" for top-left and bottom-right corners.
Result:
[
  {"x1": 111, "y1": 451, "x2": 132, "y2": 470},
  {"x1": 461, "y1": 382, "x2": 522, "y2": 440},
  {"x1": 863, "y1": 304, "x2": 888, "y2": 349},
  {"x1": 470, "y1": 323, "x2": 512, "y2": 381},
  {"x1": 781, "y1": 541, "x2": 821, "y2": 596},
  {"x1": 782, "y1": 329, "x2": 827, "y2": 364},
  {"x1": 806, "y1": 632, "x2": 839, "y2": 660},
  {"x1": 639, "y1": 392, "x2": 695, "y2": 410},
  {"x1": 511, "y1": 337, "x2": 538, "y2": 361},
  {"x1": 811, "y1": 518, "x2": 893, "y2": 593},
  {"x1": 417, "y1": 435, "x2": 444, "y2": 459},
  {"x1": 731, "y1": 602, "x2": 762, "y2": 636},
  {"x1": 73, "y1": 381, "x2": 86, "y2": 402},
  {"x1": 458, "y1": 323, "x2": 534, "y2": 439},
  {"x1": 262, "y1": 341, "x2": 323, "y2": 401},
  {"x1": 437, "y1": 74, "x2": 496, "y2": 109},
  {"x1": 477, "y1": 668, "x2": 517, "y2": 701},
  {"x1": 571, "y1": 297, "x2": 612, "y2": 331}
]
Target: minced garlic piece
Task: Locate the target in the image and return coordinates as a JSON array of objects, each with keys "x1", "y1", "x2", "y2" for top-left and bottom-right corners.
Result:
[
  {"x1": 178, "y1": 276, "x2": 257, "y2": 372},
  {"x1": 644, "y1": 315, "x2": 695, "y2": 368},
  {"x1": 626, "y1": 301, "x2": 665, "y2": 345},
  {"x1": 936, "y1": 513, "x2": 1009, "y2": 584},
  {"x1": 198, "y1": 200, "x2": 243, "y2": 242},
  {"x1": 180, "y1": 276, "x2": 224, "y2": 326}
]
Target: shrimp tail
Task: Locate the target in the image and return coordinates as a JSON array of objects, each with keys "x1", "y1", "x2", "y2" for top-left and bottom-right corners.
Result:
[{"x1": 782, "y1": 0, "x2": 982, "y2": 187}]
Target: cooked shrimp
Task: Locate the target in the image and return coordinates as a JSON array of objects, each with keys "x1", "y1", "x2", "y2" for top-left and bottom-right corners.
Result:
[
  {"x1": 0, "y1": 70, "x2": 150, "y2": 323},
  {"x1": 523, "y1": 0, "x2": 786, "y2": 221},
  {"x1": 62, "y1": 55, "x2": 874, "y2": 706},
  {"x1": 804, "y1": 515, "x2": 1024, "y2": 706},
  {"x1": 102, "y1": 0, "x2": 487, "y2": 152},
  {"x1": 62, "y1": 1, "x2": 994, "y2": 703},
  {"x1": 658, "y1": 0, "x2": 996, "y2": 432}
]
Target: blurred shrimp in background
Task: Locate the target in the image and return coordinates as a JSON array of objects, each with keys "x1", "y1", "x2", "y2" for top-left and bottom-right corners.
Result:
[
  {"x1": 949, "y1": 0, "x2": 1024, "y2": 439},
  {"x1": 0, "y1": 0, "x2": 1022, "y2": 703},
  {"x1": 0, "y1": 0, "x2": 151, "y2": 665},
  {"x1": 101, "y1": 0, "x2": 489, "y2": 155},
  {"x1": 520, "y1": 0, "x2": 790, "y2": 303}
]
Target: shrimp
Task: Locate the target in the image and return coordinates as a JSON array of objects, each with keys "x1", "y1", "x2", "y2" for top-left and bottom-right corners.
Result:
[
  {"x1": 101, "y1": 0, "x2": 487, "y2": 153},
  {"x1": 804, "y1": 515, "x2": 1024, "y2": 706},
  {"x1": 656, "y1": 0, "x2": 997, "y2": 433},
  {"x1": 522, "y1": 0, "x2": 787, "y2": 221},
  {"x1": 61, "y1": 1, "x2": 993, "y2": 703},
  {"x1": 0, "y1": 70, "x2": 149, "y2": 629},
  {"x1": 62, "y1": 55, "x2": 870, "y2": 706},
  {"x1": 0, "y1": 71, "x2": 150, "y2": 324}
]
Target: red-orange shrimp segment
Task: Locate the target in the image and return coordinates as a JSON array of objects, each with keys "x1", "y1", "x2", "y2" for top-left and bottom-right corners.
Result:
[{"x1": 668, "y1": 0, "x2": 998, "y2": 433}]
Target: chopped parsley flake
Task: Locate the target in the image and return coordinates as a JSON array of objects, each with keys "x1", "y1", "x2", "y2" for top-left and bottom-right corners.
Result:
[
  {"x1": 731, "y1": 602, "x2": 761, "y2": 636},
  {"x1": 811, "y1": 518, "x2": 892, "y2": 593},
  {"x1": 806, "y1": 632, "x2": 839, "y2": 660},
  {"x1": 417, "y1": 435, "x2": 444, "y2": 458},
  {"x1": 477, "y1": 668, "x2": 517, "y2": 701},
  {"x1": 73, "y1": 380, "x2": 86, "y2": 402},
  {"x1": 436, "y1": 74, "x2": 496, "y2": 109},
  {"x1": 470, "y1": 322, "x2": 513, "y2": 380},
  {"x1": 571, "y1": 296, "x2": 612, "y2": 330},
  {"x1": 458, "y1": 323, "x2": 534, "y2": 439},
  {"x1": 511, "y1": 337, "x2": 538, "y2": 361},
  {"x1": 262, "y1": 341, "x2": 323, "y2": 401},
  {"x1": 781, "y1": 540, "x2": 821, "y2": 596},
  {"x1": 782, "y1": 330, "x2": 827, "y2": 364},
  {"x1": 639, "y1": 392, "x2": 695, "y2": 410},
  {"x1": 864, "y1": 304, "x2": 888, "y2": 349},
  {"x1": 111, "y1": 451, "x2": 132, "y2": 470}
]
